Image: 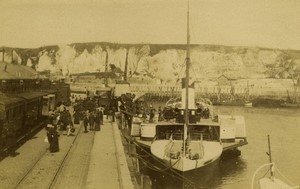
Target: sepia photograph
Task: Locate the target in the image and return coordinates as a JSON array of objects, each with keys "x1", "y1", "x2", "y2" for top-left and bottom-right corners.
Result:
[{"x1": 0, "y1": 0, "x2": 300, "y2": 188}]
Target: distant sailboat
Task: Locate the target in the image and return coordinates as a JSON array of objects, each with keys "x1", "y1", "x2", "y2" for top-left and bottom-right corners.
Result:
[{"x1": 150, "y1": 0, "x2": 223, "y2": 172}]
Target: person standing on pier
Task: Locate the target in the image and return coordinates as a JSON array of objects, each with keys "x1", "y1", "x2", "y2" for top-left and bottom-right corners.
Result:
[
  {"x1": 67, "y1": 111, "x2": 74, "y2": 136},
  {"x1": 94, "y1": 109, "x2": 101, "y2": 131},
  {"x1": 6, "y1": 126, "x2": 17, "y2": 156},
  {"x1": 158, "y1": 106, "x2": 162, "y2": 121},
  {"x1": 99, "y1": 107, "x2": 104, "y2": 125},
  {"x1": 73, "y1": 110, "x2": 80, "y2": 124},
  {"x1": 111, "y1": 106, "x2": 116, "y2": 122},
  {"x1": 46, "y1": 124, "x2": 59, "y2": 153},
  {"x1": 89, "y1": 111, "x2": 95, "y2": 131},
  {"x1": 83, "y1": 111, "x2": 89, "y2": 133},
  {"x1": 149, "y1": 105, "x2": 155, "y2": 123}
]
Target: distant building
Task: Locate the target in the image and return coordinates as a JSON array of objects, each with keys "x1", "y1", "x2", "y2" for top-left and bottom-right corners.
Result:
[
  {"x1": 0, "y1": 62, "x2": 47, "y2": 93},
  {"x1": 70, "y1": 72, "x2": 118, "y2": 84},
  {"x1": 217, "y1": 74, "x2": 236, "y2": 86}
]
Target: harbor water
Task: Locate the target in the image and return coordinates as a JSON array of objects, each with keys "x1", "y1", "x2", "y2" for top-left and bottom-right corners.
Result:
[{"x1": 141, "y1": 106, "x2": 300, "y2": 189}]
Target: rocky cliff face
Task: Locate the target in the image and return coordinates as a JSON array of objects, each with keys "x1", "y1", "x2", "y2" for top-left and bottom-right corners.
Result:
[{"x1": 2, "y1": 43, "x2": 300, "y2": 83}]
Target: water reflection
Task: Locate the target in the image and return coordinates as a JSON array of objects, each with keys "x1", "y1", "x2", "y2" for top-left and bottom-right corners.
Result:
[{"x1": 216, "y1": 156, "x2": 247, "y2": 188}]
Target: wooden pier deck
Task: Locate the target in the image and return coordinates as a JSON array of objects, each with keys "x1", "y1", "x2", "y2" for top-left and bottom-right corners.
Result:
[{"x1": 86, "y1": 120, "x2": 136, "y2": 189}]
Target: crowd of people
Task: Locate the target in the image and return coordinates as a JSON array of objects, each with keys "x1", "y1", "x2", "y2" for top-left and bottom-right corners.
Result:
[
  {"x1": 44, "y1": 92, "x2": 215, "y2": 153},
  {"x1": 46, "y1": 105, "x2": 74, "y2": 153},
  {"x1": 45, "y1": 95, "x2": 113, "y2": 153},
  {"x1": 82, "y1": 108, "x2": 104, "y2": 133}
]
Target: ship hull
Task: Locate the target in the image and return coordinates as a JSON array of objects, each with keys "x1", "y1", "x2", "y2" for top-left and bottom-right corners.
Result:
[
  {"x1": 151, "y1": 140, "x2": 223, "y2": 172},
  {"x1": 147, "y1": 156, "x2": 221, "y2": 189}
]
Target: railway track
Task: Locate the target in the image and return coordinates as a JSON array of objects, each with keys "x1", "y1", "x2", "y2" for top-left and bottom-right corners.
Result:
[{"x1": 12, "y1": 122, "x2": 96, "y2": 189}]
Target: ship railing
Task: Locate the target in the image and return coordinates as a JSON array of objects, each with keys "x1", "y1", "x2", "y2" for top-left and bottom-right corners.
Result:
[
  {"x1": 190, "y1": 132, "x2": 213, "y2": 141},
  {"x1": 165, "y1": 132, "x2": 183, "y2": 140}
]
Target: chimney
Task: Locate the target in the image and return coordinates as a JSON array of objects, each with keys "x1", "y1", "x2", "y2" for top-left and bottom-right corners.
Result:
[
  {"x1": 11, "y1": 50, "x2": 13, "y2": 63},
  {"x1": 181, "y1": 77, "x2": 195, "y2": 109},
  {"x1": 2, "y1": 48, "x2": 4, "y2": 62},
  {"x1": 124, "y1": 49, "x2": 129, "y2": 81}
]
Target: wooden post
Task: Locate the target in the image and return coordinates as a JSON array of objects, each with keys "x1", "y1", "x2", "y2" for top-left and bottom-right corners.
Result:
[
  {"x1": 136, "y1": 158, "x2": 140, "y2": 172},
  {"x1": 142, "y1": 175, "x2": 152, "y2": 189},
  {"x1": 140, "y1": 174, "x2": 143, "y2": 189},
  {"x1": 246, "y1": 80, "x2": 250, "y2": 102},
  {"x1": 217, "y1": 82, "x2": 221, "y2": 101}
]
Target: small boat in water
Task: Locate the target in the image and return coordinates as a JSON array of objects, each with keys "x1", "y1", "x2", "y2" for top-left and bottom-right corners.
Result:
[
  {"x1": 280, "y1": 102, "x2": 299, "y2": 108},
  {"x1": 251, "y1": 135, "x2": 299, "y2": 189},
  {"x1": 244, "y1": 102, "x2": 253, "y2": 107}
]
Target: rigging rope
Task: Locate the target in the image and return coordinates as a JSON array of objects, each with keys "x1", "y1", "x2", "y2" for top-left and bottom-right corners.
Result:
[
  {"x1": 135, "y1": 153, "x2": 181, "y2": 172},
  {"x1": 131, "y1": 138, "x2": 199, "y2": 187},
  {"x1": 134, "y1": 153, "x2": 204, "y2": 189},
  {"x1": 275, "y1": 165, "x2": 299, "y2": 187},
  {"x1": 134, "y1": 148, "x2": 192, "y2": 182},
  {"x1": 118, "y1": 109, "x2": 206, "y2": 189}
]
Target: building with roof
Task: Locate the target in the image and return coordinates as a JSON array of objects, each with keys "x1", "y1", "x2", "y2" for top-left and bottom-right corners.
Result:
[
  {"x1": 0, "y1": 62, "x2": 48, "y2": 94},
  {"x1": 69, "y1": 72, "x2": 118, "y2": 84},
  {"x1": 217, "y1": 74, "x2": 237, "y2": 86}
]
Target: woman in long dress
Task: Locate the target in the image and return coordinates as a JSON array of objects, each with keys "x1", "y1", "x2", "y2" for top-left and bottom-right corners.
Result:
[
  {"x1": 73, "y1": 110, "x2": 80, "y2": 124},
  {"x1": 47, "y1": 124, "x2": 59, "y2": 153},
  {"x1": 94, "y1": 110, "x2": 101, "y2": 131}
]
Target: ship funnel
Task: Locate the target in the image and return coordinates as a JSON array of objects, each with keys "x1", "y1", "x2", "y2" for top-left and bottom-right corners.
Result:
[{"x1": 181, "y1": 77, "x2": 195, "y2": 109}]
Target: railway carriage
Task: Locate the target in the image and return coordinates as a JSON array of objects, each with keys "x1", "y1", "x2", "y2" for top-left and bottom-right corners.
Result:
[
  {"x1": 0, "y1": 92, "x2": 57, "y2": 154},
  {"x1": 15, "y1": 91, "x2": 49, "y2": 131},
  {"x1": 0, "y1": 95, "x2": 25, "y2": 151},
  {"x1": 0, "y1": 62, "x2": 71, "y2": 156},
  {"x1": 0, "y1": 82, "x2": 71, "y2": 155}
]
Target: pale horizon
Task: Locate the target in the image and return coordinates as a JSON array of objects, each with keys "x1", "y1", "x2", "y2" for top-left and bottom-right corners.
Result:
[{"x1": 1, "y1": 0, "x2": 300, "y2": 50}]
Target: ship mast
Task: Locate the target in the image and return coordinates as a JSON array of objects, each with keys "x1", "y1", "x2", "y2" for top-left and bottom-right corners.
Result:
[
  {"x1": 105, "y1": 50, "x2": 108, "y2": 86},
  {"x1": 124, "y1": 48, "x2": 129, "y2": 82},
  {"x1": 267, "y1": 135, "x2": 274, "y2": 179},
  {"x1": 183, "y1": 0, "x2": 191, "y2": 156}
]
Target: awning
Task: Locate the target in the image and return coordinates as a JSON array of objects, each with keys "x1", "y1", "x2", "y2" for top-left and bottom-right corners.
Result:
[
  {"x1": 14, "y1": 91, "x2": 49, "y2": 100},
  {"x1": 0, "y1": 94, "x2": 25, "y2": 107},
  {"x1": 41, "y1": 89, "x2": 57, "y2": 95},
  {"x1": 95, "y1": 87, "x2": 112, "y2": 91}
]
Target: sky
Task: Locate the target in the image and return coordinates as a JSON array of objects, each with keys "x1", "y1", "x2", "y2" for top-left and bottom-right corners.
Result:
[{"x1": 0, "y1": 0, "x2": 300, "y2": 49}]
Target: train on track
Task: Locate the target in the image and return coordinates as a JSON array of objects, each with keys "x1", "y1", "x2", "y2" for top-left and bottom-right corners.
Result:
[{"x1": 0, "y1": 74, "x2": 70, "y2": 157}]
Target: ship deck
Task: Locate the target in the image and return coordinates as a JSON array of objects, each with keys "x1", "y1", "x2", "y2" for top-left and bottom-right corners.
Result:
[{"x1": 133, "y1": 137, "x2": 248, "y2": 152}]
